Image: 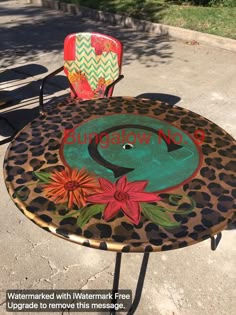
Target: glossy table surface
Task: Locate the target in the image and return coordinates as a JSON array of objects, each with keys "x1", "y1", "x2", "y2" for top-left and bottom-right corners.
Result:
[{"x1": 4, "y1": 97, "x2": 236, "y2": 252}]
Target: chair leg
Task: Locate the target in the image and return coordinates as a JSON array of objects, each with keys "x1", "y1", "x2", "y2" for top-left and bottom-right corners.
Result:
[
  {"x1": 211, "y1": 232, "x2": 222, "y2": 250},
  {"x1": 110, "y1": 252, "x2": 150, "y2": 315}
]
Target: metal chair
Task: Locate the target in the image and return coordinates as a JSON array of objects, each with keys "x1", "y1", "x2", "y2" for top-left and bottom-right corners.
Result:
[{"x1": 39, "y1": 32, "x2": 124, "y2": 114}]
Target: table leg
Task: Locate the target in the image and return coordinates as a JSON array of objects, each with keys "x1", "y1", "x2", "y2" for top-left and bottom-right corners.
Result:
[
  {"x1": 127, "y1": 252, "x2": 149, "y2": 315},
  {"x1": 110, "y1": 252, "x2": 150, "y2": 315},
  {"x1": 211, "y1": 232, "x2": 222, "y2": 250},
  {"x1": 110, "y1": 253, "x2": 122, "y2": 315}
]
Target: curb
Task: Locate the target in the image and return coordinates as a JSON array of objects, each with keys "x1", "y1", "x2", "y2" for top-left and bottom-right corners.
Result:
[{"x1": 29, "y1": 0, "x2": 236, "y2": 53}]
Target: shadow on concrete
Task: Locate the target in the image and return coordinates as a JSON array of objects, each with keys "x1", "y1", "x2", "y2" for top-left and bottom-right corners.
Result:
[
  {"x1": 0, "y1": 107, "x2": 38, "y2": 145},
  {"x1": 0, "y1": 64, "x2": 47, "y2": 109},
  {"x1": 0, "y1": 64, "x2": 48, "y2": 83},
  {"x1": 0, "y1": 64, "x2": 68, "y2": 109},
  {"x1": 0, "y1": 2, "x2": 173, "y2": 69},
  {"x1": 0, "y1": 75, "x2": 68, "y2": 108},
  {"x1": 0, "y1": 92, "x2": 69, "y2": 145},
  {"x1": 1, "y1": 107, "x2": 39, "y2": 130},
  {"x1": 136, "y1": 93, "x2": 181, "y2": 106},
  {"x1": 0, "y1": 62, "x2": 69, "y2": 144}
]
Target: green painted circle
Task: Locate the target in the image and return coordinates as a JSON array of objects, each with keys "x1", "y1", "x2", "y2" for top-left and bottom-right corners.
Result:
[{"x1": 61, "y1": 114, "x2": 200, "y2": 191}]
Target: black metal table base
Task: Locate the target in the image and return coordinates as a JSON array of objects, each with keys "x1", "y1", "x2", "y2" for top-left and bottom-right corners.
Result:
[
  {"x1": 109, "y1": 232, "x2": 222, "y2": 314},
  {"x1": 110, "y1": 252, "x2": 150, "y2": 315}
]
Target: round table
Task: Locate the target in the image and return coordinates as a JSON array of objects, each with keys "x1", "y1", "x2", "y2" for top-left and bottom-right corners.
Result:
[{"x1": 4, "y1": 97, "x2": 236, "y2": 253}]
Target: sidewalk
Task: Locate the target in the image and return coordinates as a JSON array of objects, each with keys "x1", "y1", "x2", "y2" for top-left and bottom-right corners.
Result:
[{"x1": 0, "y1": 1, "x2": 236, "y2": 315}]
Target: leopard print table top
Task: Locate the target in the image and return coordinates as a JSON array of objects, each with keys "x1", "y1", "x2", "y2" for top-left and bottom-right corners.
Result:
[{"x1": 4, "y1": 97, "x2": 236, "y2": 252}]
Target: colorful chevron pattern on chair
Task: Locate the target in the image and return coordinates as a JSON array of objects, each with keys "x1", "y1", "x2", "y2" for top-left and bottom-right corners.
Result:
[{"x1": 64, "y1": 32, "x2": 123, "y2": 100}]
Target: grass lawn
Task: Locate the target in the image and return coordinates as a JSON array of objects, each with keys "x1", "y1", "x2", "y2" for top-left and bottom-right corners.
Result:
[
  {"x1": 62, "y1": 0, "x2": 236, "y2": 39},
  {"x1": 162, "y1": 5, "x2": 236, "y2": 39}
]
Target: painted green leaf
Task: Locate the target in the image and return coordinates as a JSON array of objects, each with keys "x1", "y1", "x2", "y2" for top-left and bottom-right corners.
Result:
[
  {"x1": 159, "y1": 206, "x2": 193, "y2": 215},
  {"x1": 169, "y1": 194, "x2": 183, "y2": 206},
  {"x1": 168, "y1": 194, "x2": 196, "y2": 213},
  {"x1": 141, "y1": 203, "x2": 180, "y2": 228},
  {"x1": 77, "y1": 204, "x2": 105, "y2": 228},
  {"x1": 54, "y1": 210, "x2": 79, "y2": 219},
  {"x1": 33, "y1": 171, "x2": 52, "y2": 183},
  {"x1": 12, "y1": 185, "x2": 30, "y2": 201}
]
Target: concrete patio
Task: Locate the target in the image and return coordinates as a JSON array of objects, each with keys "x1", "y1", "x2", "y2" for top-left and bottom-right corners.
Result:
[{"x1": 0, "y1": 1, "x2": 235, "y2": 314}]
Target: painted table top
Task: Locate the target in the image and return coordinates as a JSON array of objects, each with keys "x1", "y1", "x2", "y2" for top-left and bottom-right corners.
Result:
[{"x1": 4, "y1": 97, "x2": 236, "y2": 252}]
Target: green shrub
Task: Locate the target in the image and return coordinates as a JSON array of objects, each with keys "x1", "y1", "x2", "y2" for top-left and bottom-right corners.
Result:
[
  {"x1": 209, "y1": 0, "x2": 236, "y2": 7},
  {"x1": 166, "y1": 0, "x2": 236, "y2": 6}
]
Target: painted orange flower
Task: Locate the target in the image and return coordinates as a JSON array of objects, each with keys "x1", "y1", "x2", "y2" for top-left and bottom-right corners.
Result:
[
  {"x1": 68, "y1": 71, "x2": 94, "y2": 99},
  {"x1": 68, "y1": 71, "x2": 86, "y2": 84},
  {"x1": 68, "y1": 72, "x2": 77, "y2": 84},
  {"x1": 87, "y1": 176, "x2": 161, "y2": 225},
  {"x1": 94, "y1": 77, "x2": 112, "y2": 97},
  {"x1": 44, "y1": 168, "x2": 100, "y2": 209}
]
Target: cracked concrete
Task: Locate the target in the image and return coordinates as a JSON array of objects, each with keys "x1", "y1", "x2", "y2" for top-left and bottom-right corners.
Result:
[{"x1": 0, "y1": 0, "x2": 236, "y2": 315}]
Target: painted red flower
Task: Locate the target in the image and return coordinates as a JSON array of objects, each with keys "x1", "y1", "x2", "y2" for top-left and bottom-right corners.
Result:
[
  {"x1": 91, "y1": 35, "x2": 118, "y2": 55},
  {"x1": 87, "y1": 176, "x2": 161, "y2": 225},
  {"x1": 43, "y1": 168, "x2": 100, "y2": 209}
]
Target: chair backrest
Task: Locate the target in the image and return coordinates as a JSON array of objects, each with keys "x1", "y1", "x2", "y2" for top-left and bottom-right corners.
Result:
[{"x1": 64, "y1": 32, "x2": 123, "y2": 100}]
